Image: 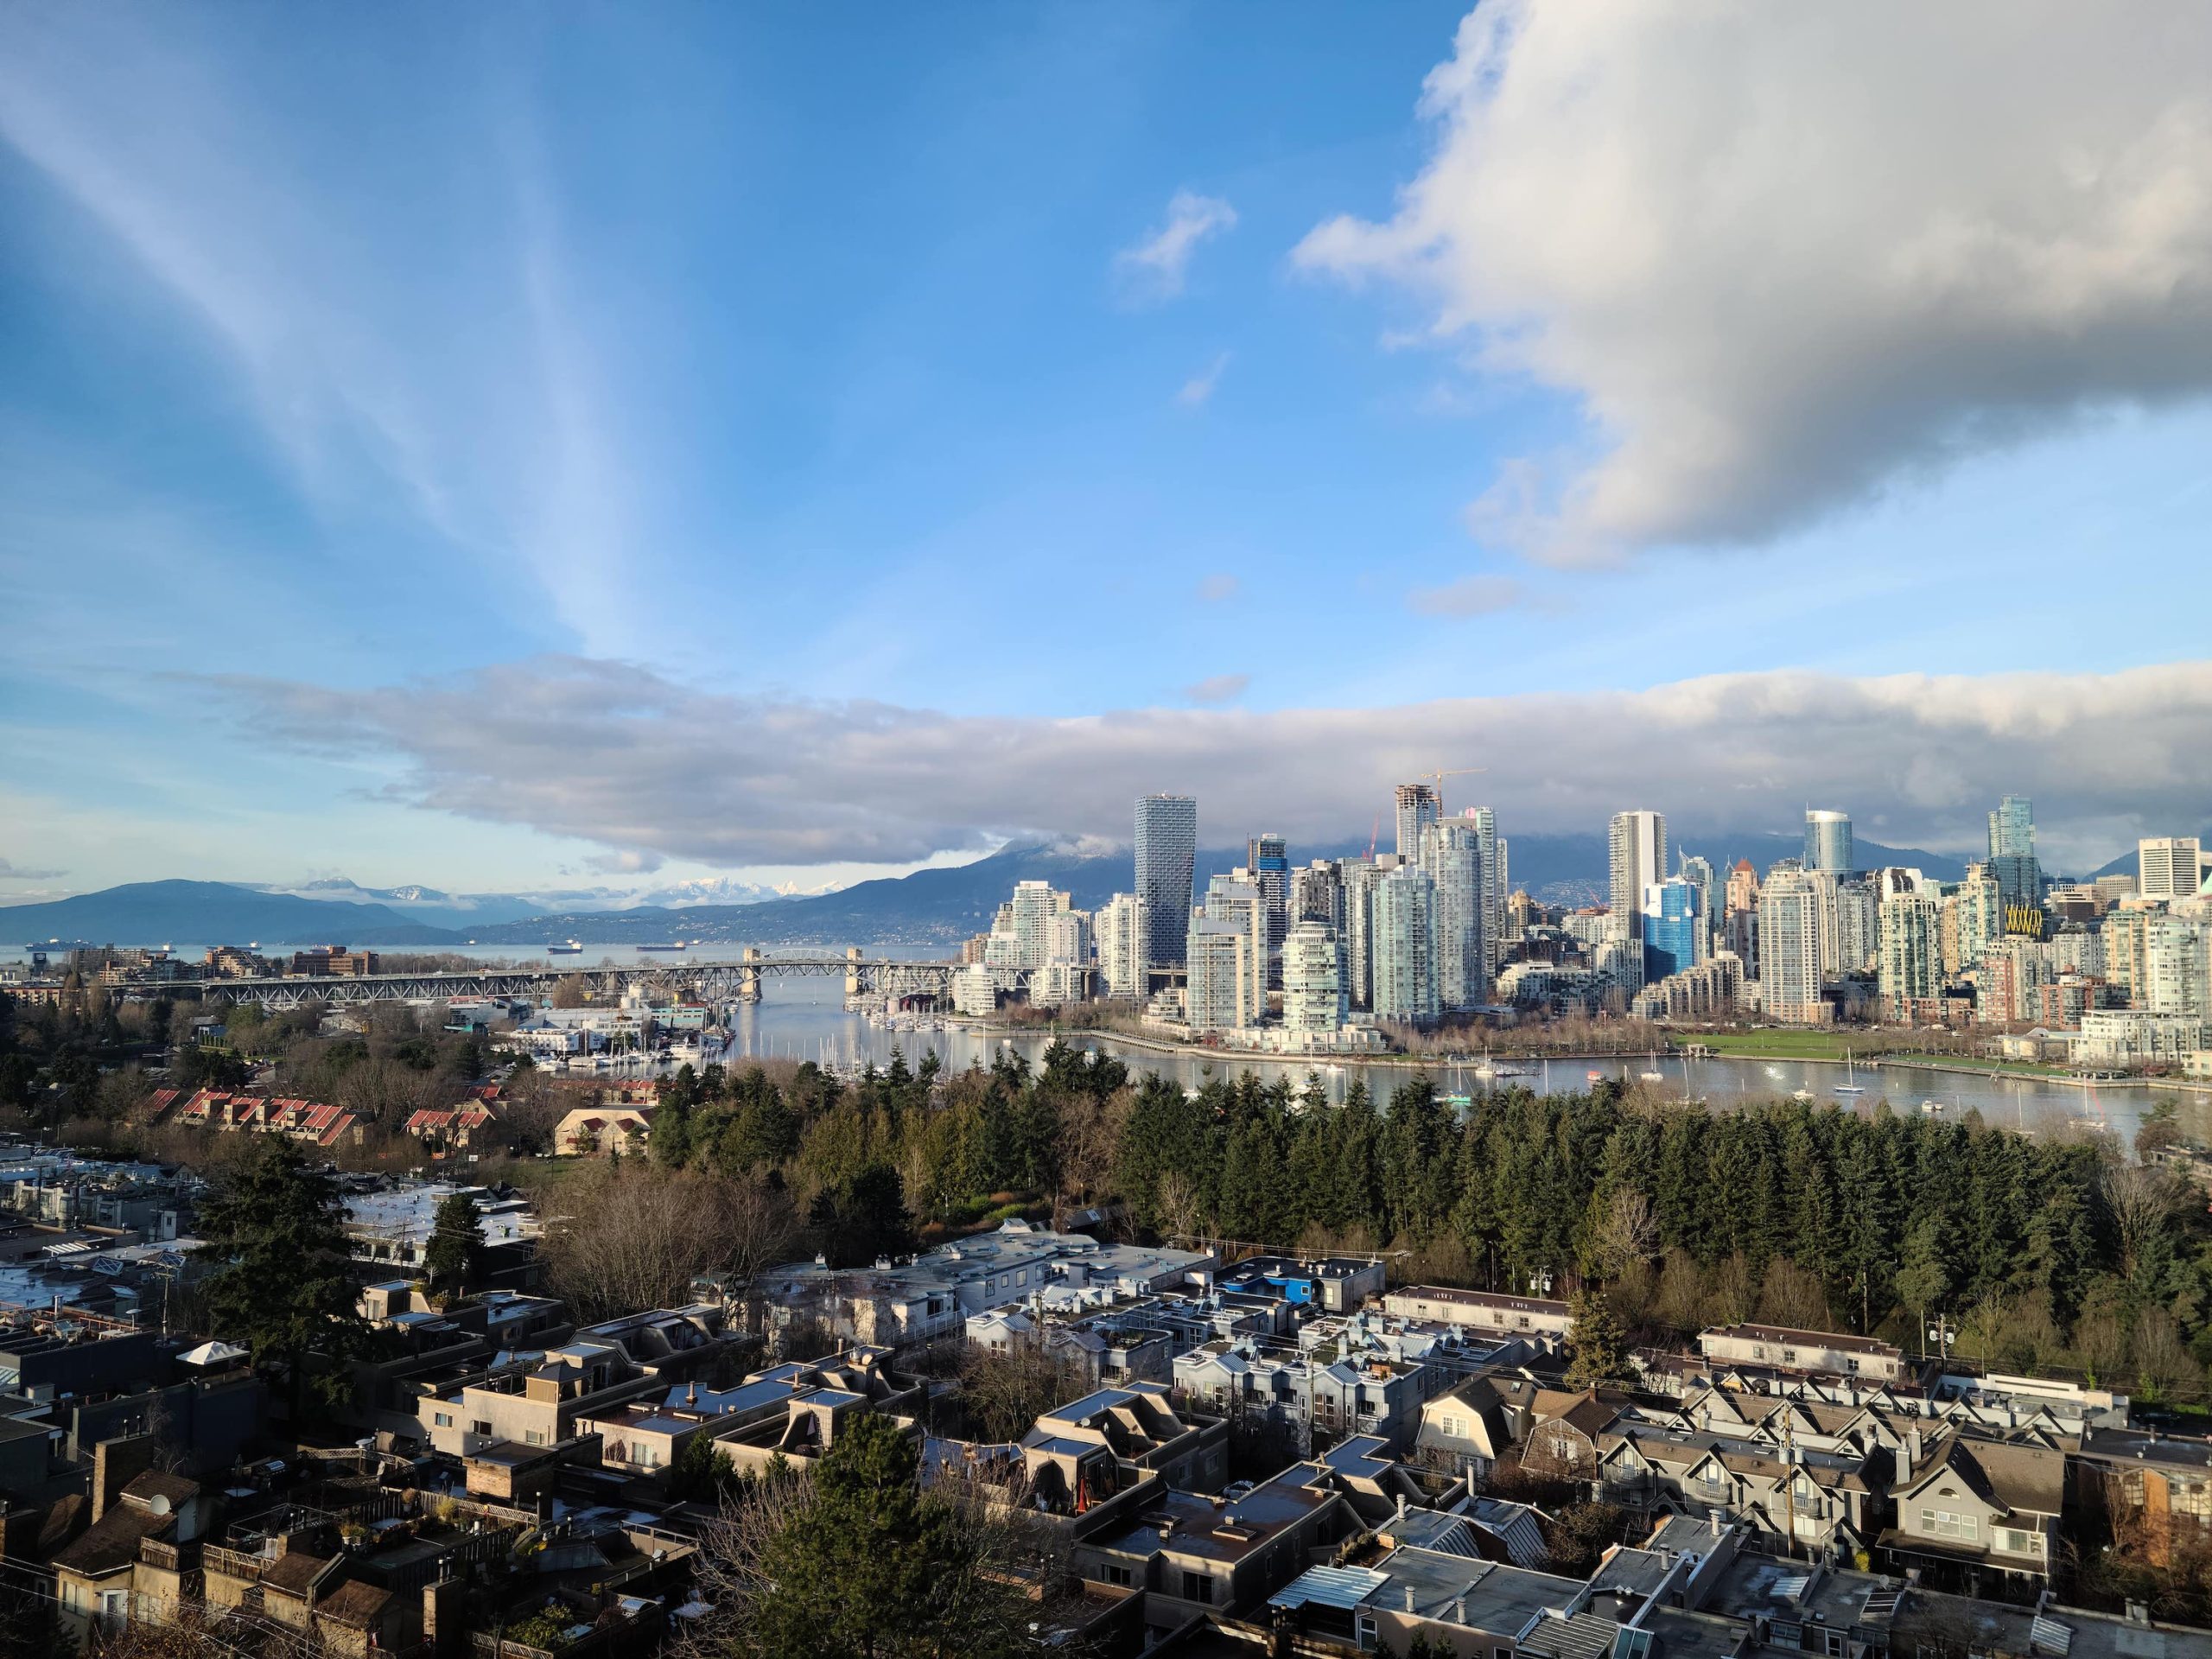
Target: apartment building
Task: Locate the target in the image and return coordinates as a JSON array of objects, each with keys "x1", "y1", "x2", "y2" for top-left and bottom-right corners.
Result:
[
  {"x1": 1384, "y1": 1285, "x2": 1574, "y2": 1341},
  {"x1": 761, "y1": 1219, "x2": 1213, "y2": 1351},
  {"x1": 417, "y1": 1305, "x2": 732, "y2": 1456},
  {"x1": 1173, "y1": 1338, "x2": 1429, "y2": 1452},
  {"x1": 1075, "y1": 1459, "x2": 1351, "y2": 1643},
  {"x1": 1699, "y1": 1324, "x2": 1907, "y2": 1383}
]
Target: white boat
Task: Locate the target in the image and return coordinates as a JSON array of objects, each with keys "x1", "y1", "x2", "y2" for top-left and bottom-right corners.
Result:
[
  {"x1": 1791, "y1": 1088, "x2": 1815, "y2": 1102},
  {"x1": 1920, "y1": 1099, "x2": 1945, "y2": 1114},
  {"x1": 1639, "y1": 1071, "x2": 1665, "y2": 1084},
  {"x1": 1833, "y1": 1054, "x2": 1866, "y2": 1096},
  {"x1": 1764, "y1": 1064, "x2": 1785, "y2": 1081}
]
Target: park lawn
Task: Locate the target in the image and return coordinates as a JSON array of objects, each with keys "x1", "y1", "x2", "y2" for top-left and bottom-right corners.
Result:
[{"x1": 1685, "y1": 1030, "x2": 1863, "y2": 1061}]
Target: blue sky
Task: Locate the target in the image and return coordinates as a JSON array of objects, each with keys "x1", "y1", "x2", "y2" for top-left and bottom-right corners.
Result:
[{"x1": 4, "y1": 1, "x2": 2210, "y2": 899}]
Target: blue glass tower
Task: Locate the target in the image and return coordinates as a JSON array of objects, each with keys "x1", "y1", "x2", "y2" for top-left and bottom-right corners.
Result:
[{"x1": 1642, "y1": 877, "x2": 1705, "y2": 984}]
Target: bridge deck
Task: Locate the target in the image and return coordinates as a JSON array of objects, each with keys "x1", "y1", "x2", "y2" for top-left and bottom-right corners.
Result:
[{"x1": 195, "y1": 955, "x2": 976, "y2": 1007}]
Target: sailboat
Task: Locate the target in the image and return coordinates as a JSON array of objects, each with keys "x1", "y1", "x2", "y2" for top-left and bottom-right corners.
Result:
[
  {"x1": 1834, "y1": 1052, "x2": 1866, "y2": 1097},
  {"x1": 1638, "y1": 1048, "x2": 1665, "y2": 1084}
]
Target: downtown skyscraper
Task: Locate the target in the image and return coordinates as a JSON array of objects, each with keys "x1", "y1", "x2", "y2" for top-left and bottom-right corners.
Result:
[
  {"x1": 1986, "y1": 793, "x2": 2039, "y2": 912},
  {"x1": 1420, "y1": 817, "x2": 1486, "y2": 1011},
  {"x1": 1395, "y1": 783, "x2": 1440, "y2": 860},
  {"x1": 1247, "y1": 832, "x2": 1290, "y2": 988},
  {"x1": 1609, "y1": 810, "x2": 1669, "y2": 940},
  {"x1": 1134, "y1": 794, "x2": 1198, "y2": 971},
  {"x1": 1803, "y1": 809, "x2": 1853, "y2": 874}
]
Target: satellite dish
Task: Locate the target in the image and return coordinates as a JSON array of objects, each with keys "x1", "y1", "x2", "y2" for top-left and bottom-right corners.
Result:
[{"x1": 149, "y1": 1495, "x2": 173, "y2": 1516}]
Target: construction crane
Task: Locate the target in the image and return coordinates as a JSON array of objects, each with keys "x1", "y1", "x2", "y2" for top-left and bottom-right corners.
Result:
[{"x1": 1414, "y1": 766, "x2": 1488, "y2": 816}]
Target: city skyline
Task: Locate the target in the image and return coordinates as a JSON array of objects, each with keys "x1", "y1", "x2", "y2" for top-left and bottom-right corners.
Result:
[{"x1": 5, "y1": 4, "x2": 2212, "y2": 899}]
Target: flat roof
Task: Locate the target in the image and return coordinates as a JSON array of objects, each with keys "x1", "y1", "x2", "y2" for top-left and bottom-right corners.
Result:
[
  {"x1": 1702, "y1": 1324, "x2": 1900, "y2": 1357},
  {"x1": 1370, "y1": 1550, "x2": 1583, "y2": 1633}
]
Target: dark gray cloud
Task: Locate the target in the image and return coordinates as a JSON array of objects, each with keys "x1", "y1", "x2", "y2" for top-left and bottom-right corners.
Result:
[{"x1": 204, "y1": 656, "x2": 2212, "y2": 872}]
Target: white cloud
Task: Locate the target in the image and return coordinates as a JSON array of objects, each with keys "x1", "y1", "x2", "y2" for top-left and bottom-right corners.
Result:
[
  {"x1": 1408, "y1": 574, "x2": 1523, "y2": 617},
  {"x1": 1116, "y1": 190, "x2": 1237, "y2": 299},
  {"x1": 0, "y1": 858, "x2": 66, "y2": 881},
  {"x1": 1178, "y1": 351, "x2": 1231, "y2": 408},
  {"x1": 1183, "y1": 673, "x2": 1250, "y2": 706},
  {"x1": 201, "y1": 655, "x2": 2212, "y2": 872},
  {"x1": 1297, "y1": 0, "x2": 2212, "y2": 561}
]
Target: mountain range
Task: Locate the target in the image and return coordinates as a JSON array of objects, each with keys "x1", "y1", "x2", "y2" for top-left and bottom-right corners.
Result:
[{"x1": 0, "y1": 827, "x2": 2057, "y2": 950}]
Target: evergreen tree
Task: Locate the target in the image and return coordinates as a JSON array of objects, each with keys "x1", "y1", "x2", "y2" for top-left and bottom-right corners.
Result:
[
  {"x1": 423, "y1": 1190, "x2": 486, "y2": 1298},
  {"x1": 739, "y1": 1411, "x2": 1025, "y2": 1659},
  {"x1": 1564, "y1": 1287, "x2": 1630, "y2": 1389},
  {"x1": 194, "y1": 1139, "x2": 368, "y2": 1422},
  {"x1": 1894, "y1": 1218, "x2": 1950, "y2": 1353},
  {"x1": 667, "y1": 1429, "x2": 741, "y2": 1504}
]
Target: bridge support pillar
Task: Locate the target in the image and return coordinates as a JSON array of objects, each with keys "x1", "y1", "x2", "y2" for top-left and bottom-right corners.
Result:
[
  {"x1": 845, "y1": 945, "x2": 865, "y2": 1001},
  {"x1": 738, "y1": 946, "x2": 762, "y2": 1004}
]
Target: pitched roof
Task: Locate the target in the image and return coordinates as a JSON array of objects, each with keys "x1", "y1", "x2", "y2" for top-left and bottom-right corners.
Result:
[
  {"x1": 261, "y1": 1549, "x2": 337, "y2": 1598},
  {"x1": 1901, "y1": 1433, "x2": 2063, "y2": 1517},
  {"x1": 315, "y1": 1578, "x2": 394, "y2": 1627},
  {"x1": 122, "y1": 1471, "x2": 200, "y2": 1509},
  {"x1": 52, "y1": 1503, "x2": 170, "y2": 1578}
]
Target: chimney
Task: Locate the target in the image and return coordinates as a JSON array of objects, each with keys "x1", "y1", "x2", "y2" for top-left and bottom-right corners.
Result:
[
  {"x1": 1453, "y1": 1596, "x2": 1468, "y2": 1624},
  {"x1": 1709, "y1": 1511, "x2": 1722, "y2": 1539},
  {"x1": 91, "y1": 1434, "x2": 156, "y2": 1525},
  {"x1": 1405, "y1": 1587, "x2": 1417, "y2": 1613}
]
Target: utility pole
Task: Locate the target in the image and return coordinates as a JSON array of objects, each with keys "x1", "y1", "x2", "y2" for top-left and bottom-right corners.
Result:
[{"x1": 1781, "y1": 1414, "x2": 1797, "y2": 1560}]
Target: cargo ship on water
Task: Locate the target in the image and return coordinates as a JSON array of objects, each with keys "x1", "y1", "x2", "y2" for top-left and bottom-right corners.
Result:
[
  {"x1": 547, "y1": 940, "x2": 584, "y2": 956},
  {"x1": 637, "y1": 941, "x2": 690, "y2": 952}
]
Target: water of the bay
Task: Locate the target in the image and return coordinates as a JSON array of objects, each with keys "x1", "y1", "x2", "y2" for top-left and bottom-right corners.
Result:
[{"x1": 10, "y1": 943, "x2": 2192, "y2": 1147}]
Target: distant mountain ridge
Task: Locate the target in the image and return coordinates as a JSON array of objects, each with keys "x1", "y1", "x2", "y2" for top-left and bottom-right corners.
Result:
[
  {"x1": 0, "y1": 880, "x2": 459, "y2": 947},
  {"x1": 9, "y1": 826, "x2": 2164, "y2": 950}
]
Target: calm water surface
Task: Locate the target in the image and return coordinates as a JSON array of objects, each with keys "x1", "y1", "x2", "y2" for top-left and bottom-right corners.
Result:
[{"x1": 8, "y1": 943, "x2": 2190, "y2": 1146}]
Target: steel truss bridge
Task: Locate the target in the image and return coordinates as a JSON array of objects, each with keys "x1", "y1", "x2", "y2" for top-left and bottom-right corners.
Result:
[{"x1": 194, "y1": 950, "x2": 1006, "y2": 1010}]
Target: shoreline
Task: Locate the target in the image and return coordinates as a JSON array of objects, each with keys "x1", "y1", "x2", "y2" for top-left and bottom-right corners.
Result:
[{"x1": 960, "y1": 1020, "x2": 2204, "y2": 1096}]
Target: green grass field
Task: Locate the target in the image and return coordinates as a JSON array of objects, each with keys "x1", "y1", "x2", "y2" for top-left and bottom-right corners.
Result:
[{"x1": 1683, "y1": 1030, "x2": 1864, "y2": 1061}]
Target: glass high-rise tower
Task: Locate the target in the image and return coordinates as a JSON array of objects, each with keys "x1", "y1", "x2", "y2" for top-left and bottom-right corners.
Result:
[
  {"x1": 1803, "y1": 809, "x2": 1853, "y2": 874},
  {"x1": 1986, "y1": 794, "x2": 2039, "y2": 912},
  {"x1": 1609, "y1": 810, "x2": 1669, "y2": 939},
  {"x1": 1247, "y1": 833, "x2": 1290, "y2": 988},
  {"x1": 1134, "y1": 794, "x2": 1198, "y2": 971},
  {"x1": 1641, "y1": 876, "x2": 1705, "y2": 983},
  {"x1": 1395, "y1": 784, "x2": 1440, "y2": 860}
]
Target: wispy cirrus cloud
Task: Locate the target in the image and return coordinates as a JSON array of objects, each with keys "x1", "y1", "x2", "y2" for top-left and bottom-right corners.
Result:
[
  {"x1": 1298, "y1": 0, "x2": 2212, "y2": 563},
  {"x1": 1177, "y1": 351, "x2": 1231, "y2": 408},
  {"x1": 1116, "y1": 190, "x2": 1237, "y2": 301},
  {"x1": 199, "y1": 655, "x2": 2212, "y2": 873},
  {"x1": 0, "y1": 858, "x2": 67, "y2": 882},
  {"x1": 0, "y1": 7, "x2": 647, "y2": 652}
]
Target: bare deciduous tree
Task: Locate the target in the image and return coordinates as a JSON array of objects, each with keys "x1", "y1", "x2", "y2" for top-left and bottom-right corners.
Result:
[
  {"x1": 957, "y1": 1343, "x2": 1084, "y2": 1444},
  {"x1": 1754, "y1": 1258, "x2": 1833, "y2": 1332},
  {"x1": 2102, "y1": 1162, "x2": 2183, "y2": 1283},
  {"x1": 538, "y1": 1164, "x2": 798, "y2": 1322},
  {"x1": 1588, "y1": 1186, "x2": 1659, "y2": 1279},
  {"x1": 1154, "y1": 1167, "x2": 1204, "y2": 1242}
]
